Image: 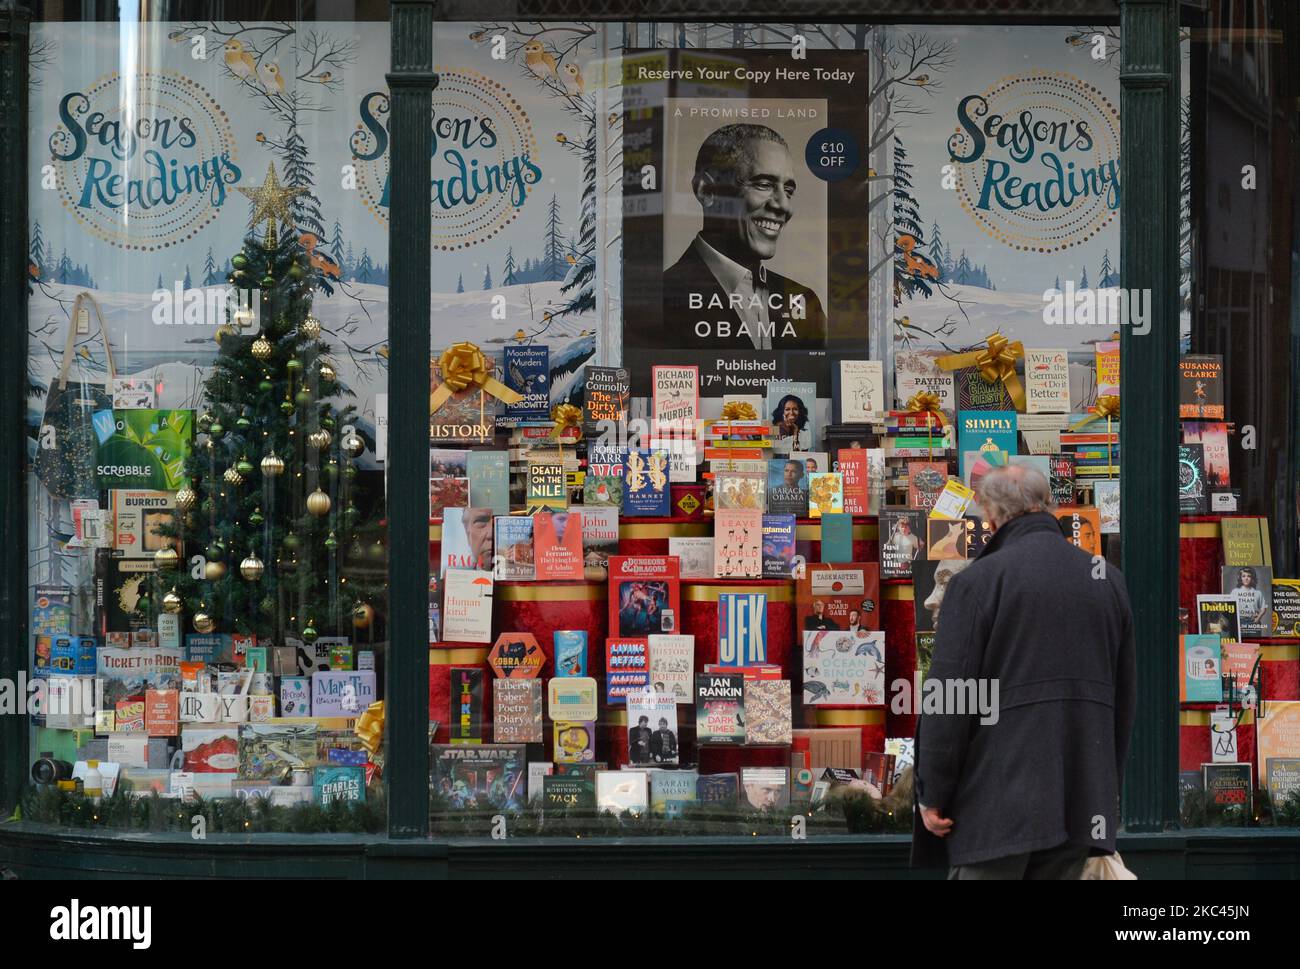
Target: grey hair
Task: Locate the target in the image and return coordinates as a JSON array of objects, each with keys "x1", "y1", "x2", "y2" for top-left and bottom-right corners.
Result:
[{"x1": 975, "y1": 464, "x2": 1054, "y2": 526}]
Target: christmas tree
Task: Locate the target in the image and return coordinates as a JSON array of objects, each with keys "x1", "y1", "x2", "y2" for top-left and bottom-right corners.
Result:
[{"x1": 155, "y1": 164, "x2": 384, "y2": 644}]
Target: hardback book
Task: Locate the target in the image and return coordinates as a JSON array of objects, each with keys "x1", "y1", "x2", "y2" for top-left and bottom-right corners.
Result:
[
  {"x1": 533, "y1": 511, "x2": 585, "y2": 581},
  {"x1": 837, "y1": 447, "x2": 870, "y2": 515},
  {"x1": 627, "y1": 691, "x2": 679, "y2": 766},
  {"x1": 582, "y1": 365, "x2": 630, "y2": 436},
  {"x1": 957, "y1": 410, "x2": 1017, "y2": 480},
  {"x1": 767, "y1": 380, "x2": 818, "y2": 455},
  {"x1": 651, "y1": 769, "x2": 699, "y2": 819},
  {"x1": 1182, "y1": 421, "x2": 1231, "y2": 492},
  {"x1": 526, "y1": 453, "x2": 568, "y2": 512},
  {"x1": 955, "y1": 366, "x2": 1014, "y2": 411},
  {"x1": 820, "y1": 512, "x2": 853, "y2": 564},
  {"x1": 668, "y1": 536, "x2": 714, "y2": 579},
  {"x1": 553, "y1": 720, "x2": 597, "y2": 764},
  {"x1": 1053, "y1": 506, "x2": 1102, "y2": 556},
  {"x1": 604, "y1": 638, "x2": 650, "y2": 704},
  {"x1": 894, "y1": 349, "x2": 956, "y2": 419},
  {"x1": 807, "y1": 472, "x2": 844, "y2": 518},
  {"x1": 596, "y1": 769, "x2": 650, "y2": 818},
  {"x1": 835, "y1": 360, "x2": 886, "y2": 423},
  {"x1": 695, "y1": 673, "x2": 745, "y2": 745},
  {"x1": 442, "y1": 570, "x2": 495, "y2": 643},
  {"x1": 648, "y1": 634, "x2": 694, "y2": 705},
  {"x1": 717, "y1": 593, "x2": 768, "y2": 667},
  {"x1": 623, "y1": 449, "x2": 671, "y2": 516},
  {"x1": 745, "y1": 679, "x2": 792, "y2": 745},
  {"x1": 1266, "y1": 758, "x2": 1300, "y2": 813},
  {"x1": 863, "y1": 752, "x2": 897, "y2": 795},
  {"x1": 713, "y1": 509, "x2": 762, "y2": 578},
  {"x1": 1178, "y1": 444, "x2": 1208, "y2": 515},
  {"x1": 1049, "y1": 453, "x2": 1077, "y2": 505},
  {"x1": 1095, "y1": 340, "x2": 1120, "y2": 397},
  {"x1": 1222, "y1": 565, "x2": 1273, "y2": 638},
  {"x1": 429, "y1": 449, "x2": 470, "y2": 520},
  {"x1": 761, "y1": 514, "x2": 797, "y2": 578},
  {"x1": 740, "y1": 766, "x2": 791, "y2": 811},
  {"x1": 1221, "y1": 641, "x2": 1260, "y2": 707},
  {"x1": 927, "y1": 516, "x2": 971, "y2": 560},
  {"x1": 553, "y1": 631, "x2": 588, "y2": 678},
  {"x1": 767, "y1": 457, "x2": 810, "y2": 516},
  {"x1": 580, "y1": 506, "x2": 619, "y2": 581},
  {"x1": 607, "y1": 555, "x2": 680, "y2": 638},
  {"x1": 1273, "y1": 579, "x2": 1300, "y2": 637},
  {"x1": 1179, "y1": 354, "x2": 1225, "y2": 419},
  {"x1": 543, "y1": 772, "x2": 595, "y2": 813},
  {"x1": 493, "y1": 516, "x2": 535, "y2": 580},
  {"x1": 1219, "y1": 516, "x2": 1272, "y2": 568},
  {"x1": 1196, "y1": 594, "x2": 1240, "y2": 641},
  {"x1": 1180, "y1": 634, "x2": 1223, "y2": 703},
  {"x1": 493, "y1": 679, "x2": 544, "y2": 744},
  {"x1": 431, "y1": 355, "x2": 497, "y2": 443},
  {"x1": 238, "y1": 723, "x2": 318, "y2": 781},
  {"x1": 715, "y1": 471, "x2": 767, "y2": 511},
  {"x1": 880, "y1": 509, "x2": 925, "y2": 579},
  {"x1": 696, "y1": 772, "x2": 740, "y2": 807},
  {"x1": 906, "y1": 461, "x2": 949, "y2": 512},
  {"x1": 793, "y1": 451, "x2": 830, "y2": 474},
  {"x1": 440, "y1": 507, "x2": 495, "y2": 574},
  {"x1": 528, "y1": 762, "x2": 554, "y2": 803},
  {"x1": 93, "y1": 552, "x2": 156, "y2": 635},
  {"x1": 802, "y1": 629, "x2": 885, "y2": 705},
  {"x1": 108, "y1": 489, "x2": 177, "y2": 558},
  {"x1": 650, "y1": 434, "x2": 699, "y2": 484},
  {"x1": 501, "y1": 344, "x2": 550, "y2": 425},
  {"x1": 1094, "y1": 479, "x2": 1120, "y2": 534},
  {"x1": 432, "y1": 744, "x2": 527, "y2": 810},
  {"x1": 314, "y1": 765, "x2": 366, "y2": 806},
  {"x1": 1202, "y1": 762, "x2": 1251, "y2": 811},
  {"x1": 652, "y1": 365, "x2": 700, "y2": 435},
  {"x1": 1024, "y1": 348, "x2": 1072, "y2": 414},
  {"x1": 449, "y1": 667, "x2": 485, "y2": 744},
  {"x1": 467, "y1": 451, "x2": 510, "y2": 515},
  {"x1": 583, "y1": 445, "x2": 625, "y2": 508},
  {"x1": 797, "y1": 562, "x2": 882, "y2": 634}
]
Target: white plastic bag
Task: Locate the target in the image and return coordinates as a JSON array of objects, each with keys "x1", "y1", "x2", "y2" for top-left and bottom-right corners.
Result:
[{"x1": 1081, "y1": 852, "x2": 1137, "y2": 880}]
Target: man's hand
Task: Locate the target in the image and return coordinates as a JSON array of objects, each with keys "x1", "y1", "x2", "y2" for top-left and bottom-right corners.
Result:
[{"x1": 921, "y1": 806, "x2": 954, "y2": 838}]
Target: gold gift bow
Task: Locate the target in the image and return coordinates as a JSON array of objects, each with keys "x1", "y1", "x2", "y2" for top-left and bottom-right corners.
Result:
[
  {"x1": 1068, "y1": 394, "x2": 1120, "y2": 479},
  {"x1": 936, "y1": 331, "x2": 1026, "y2": 412},
  {"x1": 548, "y1": 402, "x2": 584, "y2": 440},
  {"x1": 906, "y1": 391, "x2": 947, "y2": 460},
  {"x1": 355, "y1": 700, "x2": 384, "y2": 758},
  {"x1": 429, "y1": 342, "x2": 524, "y2": 414},
  {"x1": 720, "y1": 401, "x2": 756, "y2": 421}
]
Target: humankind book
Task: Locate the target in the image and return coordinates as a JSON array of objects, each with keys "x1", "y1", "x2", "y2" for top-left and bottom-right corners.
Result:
[
  {"x1": 717, "y1": 592, "x2": 767, "y2": 666},
  {"x1": 1179, "y1": 354, "x2": 1225, "y2": 419},
  {"x1": 713, "y1": 509, "x2": 762, "y2": 578},
  {"x1": 1222, "y1": 565, "x2": 1273, "y2": 638},
  {"x1": 762, "y1": 514, "x2": 797, "y2": 578},
  {"x1": 767, "y1": 380, "x2": 818, "y2": 455},
  {"x1": 648, "y1": 634, "x2": 694, "y2": 704},
  {"x1": 493, "y1": 516, "x2": 535, "y2": 581},
  {"x1": 583, "y1": 366, "x2": 630, "y2": 436},
  {"x1": 767, "y1": 457, "x2": 809, "y2": 516},
  {"x1": 623, "y1": 449, "x2": 671, "y2": 516},
  {"x1": 880, "y1": 509, "x2": 925, "y2": 578},
  {"x1": 467, "y1": 451, "x2": 510, "y2": 516},
  {"x1": 442, "y1": 570, "x2": 494, "y2": 643},
  {"x1": 580, "y1": 506, "x2": 619, "y2": 581},
  {"x1": 1197, "y1": 594, "x2": 1240, "y2": 641},
  {"x1": 440, "y1": 507, "x2": 494, "y2": 574},
  {"x1": 533, "y1": 511, "x2": 585, "y2": 581},
  {"x1": 583, "y1": 445, "x2": 625, "y2": 508},
  {"x1": 695, "y1": 673, "x2": 745, "y2": 746},
  {"x1": 907, "y1": 461, "x2": 949, "y2": 513},
  {"x1": 608, "y1": 555, "x2": 680, "y2": 637},
  {"x1": 429, "y1": 449, "x2": 469, "y2": 520}
]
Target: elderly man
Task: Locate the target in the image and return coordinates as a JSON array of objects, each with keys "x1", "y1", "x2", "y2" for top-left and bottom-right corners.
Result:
[{"x1": 912, "y1": 464, "x2": 1136, "y2": 879}]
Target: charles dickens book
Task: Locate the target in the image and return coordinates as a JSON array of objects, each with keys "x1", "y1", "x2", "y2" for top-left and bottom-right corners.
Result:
[
  {"x1": 467, "y1": 451, "x2": 510, "y2": 515},
  {"x1": 767, "y1": 380, "x2": 818, "y2": 456},
  {"x1": 1179, "y1": 354, "x2": 1225, "y2": 419},
  {"x1": 717, "y1": 592, "x2": 767, "y2": 666},
  {"x1": 526, "y1": 453, "x2": 568, "y2": 512},
  {"x1": 880, "y1": 509, "x2": 925, "y2": 579},
  {"x1": 533, "y1": 511, "x2": 584, "y2": 581},
  {"x1": 433, "y1": 744, "x2": 526, "y2": 811},
  {"x1": 429, "y1": 449, "x2": 470, "y2": 519},
  {"x1": 1203, "y1": 763, "x2": 1251, "y2": 811},
  {"x1": 651, "y1": 769, "x2": 699, "y2": 819},
  {"x1": 1220, "y1": 516, "x2": 1272, "y2": 568},
  {"x1": 955, "y1": 366, "x2": 1013, "y2": 412},
  {"x1": 648, "y1": 634, "x2": 694, "y2": 704},
  {"x1": 1049, "y1": 455, "x2": 1077, "y2": 506},
  {"x1": 608, "y1": 555, "x2": 680, "y2": 637},
  {"x1": 501, "y1": 344, "x2": 550, "y2": 426},
  {"x1": 957, "y1": 410, "x2": 1017, "y2": 480},
  {"x1": 907, "y1": 461, "x2": 949, "y2": 512},
  {"x1": 580, "y1": 506, "x2": 619, "y2": 581},
  {"x1": 715, "y1": 471, "x2": 767, "y2": 511},
  {"x1": 1273, "y1": 579, "x2": 1300, "y2": 637},
  {"x1": 767, "y1": 457, "x2": 809, "y2": 516},
  {"x1": 442, "y1": 570, "x2": 494, "y2": 643},
  {"x1": 835, "y1": 360, "x2": 885, "y2": 423},
  {"x1": 430, "y1": 354, "x2": 497, "y2": 443},
  {"x1": 623, "y1": 448, "x2": 671, "y2": 516},
  {"x1": 762, "y1": 514, "x2": 797, "y2": 578},
  {"x1": 696, "y1": 673, "x2": 745, "y2": 745},
  {"x1": 605, "y1": 638, "x2": 650, "y2": 704},
  {"x1": 1196, "y1": 595, "x2": 1240, "y2": 641},
  {"x1": 450, "y1": 667, "x2": 485, "y2": 744},
  {"x1": 714, "y1": 509, "x2": 762, "y2": 578},
  {"x1": 745, "y1": 679, "x2": 792, "y2": 745},
  {"x1": 1178, "y1": 444, "x2": 1208, "y2": 515},
  {"x1": 314, "y1": 765, "x2": 365, "y2": 806},
  {"x1": 493, "y1": 516, "x2": 535, "y2": 580},
  {"x1": 583, "y1": 366, "x2": 630, "y2": 435},
  {"x1": 583, "y1": 445, "x2": 625, "y2": 508},
  {"x1": 1222, "y1": 565, "x2": 1273, "y2": 638},
  {"x1": 493, "y1": 679, "x2": 544, "y2": 744}
]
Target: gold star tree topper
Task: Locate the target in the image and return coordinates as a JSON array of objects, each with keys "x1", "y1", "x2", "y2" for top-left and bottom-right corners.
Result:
[{"x1": 238, "y1": 162, "x2": 306, "y2": 248}]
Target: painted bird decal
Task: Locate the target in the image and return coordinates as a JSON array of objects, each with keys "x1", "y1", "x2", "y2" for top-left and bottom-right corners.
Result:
[
  {"x1": 561, "y1": 62, "x2": 584, "y2": 96},
  {"x1": 223, "y1": 39, "x2": 256, "y2": 79},
  {"x1": 258, "y1": 61, "x2": 286, "y2": 94},
  {"x1": 523, "y1": 40, "x2": 557, "y2": 80}
]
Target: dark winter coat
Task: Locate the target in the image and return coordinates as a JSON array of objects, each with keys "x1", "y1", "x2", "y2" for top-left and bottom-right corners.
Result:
[{"x1": 911, "y1": 511, "x2": 1137, "y2": 868}]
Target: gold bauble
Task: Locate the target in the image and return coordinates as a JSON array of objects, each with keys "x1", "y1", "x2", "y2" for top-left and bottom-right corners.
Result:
[
  {"x1": 318, "y1": 361, "x2": 336, "y2": 383},
  {"x1": 175, "y1": 487, "x2": 198, "y2": 512},
  {"x1": 215, "y1": 324, "x2": 235, "y2": 344},
  {"x1": 342, "y1": 432, "x2": 365, "y2": 458},
  {"x1": 205, "y1": 560, "x2": 228, "y2": 581},
  {"x1": 261, "y1": 452, "x2": 285, "y2": 477},
  {"x1": 301, "y1": 315, "x2": 321, "y2": 340},
  {"x1": 162, "y1": 588, "x2": 183, "y2": 614},
  {"x1": 308, "y1": 428, "x2": 332, "y2": 450},
  {"x1": 251, "y1": 335, "x2": 273, "y2": 360},
  {"x1": 306, "y1": 488, "x2": 331, "y2": 516},
  {"x1": 223, "y1": 467, "x2": 244, "y2": 486},
  {"x1": 153, "y1": 545, "x2": 180, "y2": 569},
  {"x1": 352, "y1": 602, "x2": 374, "y2": 629},
  {"x1": 193, "y1": 611, "x2": 215, "y2": 634},
  {"x1": 240, "y1": 552, "x2": 265, "y2": 581}
]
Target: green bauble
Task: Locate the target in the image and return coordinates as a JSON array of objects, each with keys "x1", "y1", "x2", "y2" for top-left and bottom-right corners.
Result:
[
  {"x1": 286, "y1": 357, "x2": 303, "y2": 374},
  {"x1": 302, "y1": 622, "x2": 318, "y2": 643},
  {"x1": 282, "y1": 533, "x2": 300, "y2": 551},
  {"x1": 249, "y1": 507, "x2": 265, "y2": 527},
  {"x1": 236, "y1": 457, "x2": 254, "y2": 476},
  {"x1": 135, "y1": 593, "x2": 151, "y2": 615},
  {"x1": 261, "y1": 274, "x2": 276, "y2": 288},
  {"x1": 323, "y1": 461, "x2": 339, "y2": 481},
  {"x1": 235, "y1": 415, "x2": 252, "y2": 431},
  {"x1": 321, "y1": 414, "x2": 336, "y2": 431},
  {"x1": 324, "y1": 531, "x2": 339, "y2": 550},
  {"x1": 288, "y1": 263, "x2": 304, "y2": 282},
  {"x1": 260, "y1": 596, "x2": 276, "y2": 615},
  {"x1": 207, "y1": 540, "x2": 225, "y2": 560},
  {"x1": 344, "y1": 463, "x2": 358, "y2": 480},
  {"x1": 258, "y1": 377, "x2": 273, "y2": 393},
  {"x1": 280, "y1": 398, "x2": 295, "y2": 416},
  {"x1": 209, "y1": 422, "x2": 224, "y2": 439},
  {"x1": 232, "y1": 253, "x2": 248, "y2": 271},
  {"x1": 295, "y1": 389, "x2": 312, "y2": 408},
  {"x1": 200, "y1": 498, "x2": 214, "y2": 516}
]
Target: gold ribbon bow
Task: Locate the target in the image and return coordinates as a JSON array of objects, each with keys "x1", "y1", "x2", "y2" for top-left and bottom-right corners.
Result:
[
  {"x1": 355, "y1": 700, "x2": 385, "y2": 758},
  {"x1": 429, "y1": 342, "x2": 523, "y2": 413},
  {"x1": 905, "y1": 391, "x2": 948, "y2": 428},
  {"x1": 549, "y1": 402, "x2": 584, "y2": 440},
  {"x1": 936, "y1": 331, "x2": 1027, "y2": 412},
  {"x1": 720, "y1": 401, "x2": 757, "y2": 422},
  {"x1": 1068, "y1": 395, "x2": 1120, "y2": 430}
]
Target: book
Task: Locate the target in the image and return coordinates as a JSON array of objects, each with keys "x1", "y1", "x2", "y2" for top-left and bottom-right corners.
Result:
[
  {"x1": 311, "y1": 670, "x2": 378, "y2": 717},
  {"x1": 1222, "y1": 565, "x2": 1273, "y2": 638},
  {"x1": 652, "y1": 365, "x2": 700, "y2": 435},
  {"x1": 583, "y1": 366, "x2": 630, "y2": 435},
  {"x1": 1182, "y1": 421, "x2": 1231, "y2": 492},
  {"x1": 837, "y1": 447, "x2": 870, "y2": 515},
  {"x1": 1178, "y1": 444, "x2": 1208, "y2": 515},
  {"x1": 1266, "y1": 758, "x2": 1300, "y2": 813},
  {"x1": 717, "y1": 593, "x2": 768, "y2": 666},
  {"x1": 802, "y1": 629, "x2": 885, "y2": 705},
  {"x1": 1221, "y1": 641, "x2": 1260, "y2": 707},
  {"x1": 440, "y1": 507, "x2": 495, "y2": 574},
  {"x1": 579, "y1": 506, "x2": 619, "y2": 581},
  {"x1": 596, "y1": 770, "x2": 649, "y2": 818},
  {"x1": 741, "y1": 767, "x2": 790, "y2": 810},
  {"x1": 1024, "y1": 348, "x2": 1071, "y2": 414},
  {"x1": 1094, "y1": 479, "x2": 1120, "y2": 534},
  {"x1": 820, "y1": 512, "x2": 853, "y2": 564},
  {"x1": 668, "y1": 536, "x2": 714, "y2": 579},
  {"x1": 605, "y1": 638, "x2": 650, "y2": 704},
  {"x1": 745, "y1": 679, "x2": 792, "y2": 745},
  {"x1": 835, "y1": 360, "x2": 885, "y2": 423},
  {"x1": 767, "y1": 380, "x2": 818, "y2": 455},
  {"x1": 543, "y1": 772, "x2": 596, "y2": 813},
  {"x1": 449, "y1": 667, "x2": 485, "y2": 744},
  {"x1": 696, "y1": 772, "x2": 740, "y2": 806},
  {"x1": 912, "y1": 559, "x2": 970, "y2": 633},
  {"x1": 880, "y1": 509, "x2": 925, "y2": 578},
  {"x1": 429, "y1": 449, "x2": 470, "y2": 519},
  {"x1": 552, "y1": 631, "x2": 589, "y2": 678},
  {"x1": 894, "y1": 349, "x2": 956, "y2": 419},
  {"x1": 761, "y1": 514, "x2": 797, "y2": 578},
  {"x1": 1053, "y1": 506, "x2": 1102, "y2": 556},
  {"x1": 430, "y1": 351, "x2": 498, "y2": 443},
  {"x1": 109, "y1": 490, "x2": 177, "y2": 559},
  {"x1": 526, "y1": 453, "x2": 568, "y2": 512},
  {"x1": 651, "y1": 769, "x2": 699, "y2": 819},
  {"x1": 957, "y1": 410, "x2": 1017, "y2": 480},
  {"x1": 145, "y1": 689, "x2": 178, "y2": 736},
  {"x1": 715, "y1": 471, "x2": 767, "y2": 511},
  {"x1": 467, "y1": 451, "x2": 510, "y2": 515},
  {"x1": 907, "y1": 461, "x2": 949, "y2": 512},
  {"x1": 1180, "y1": 634, "x2": 1223, "y2": 703},
  {"x1": 767, "y1": 457, "x2": 809, "y2": 516},
  {"x1": 1202, "y1": 762, "x2": 1251, "y2": 811},
  {"x1": 927, "y1": 516, "x2": 971, "y2": 559},
  {"x1": 807, "y1": 472, "x2": 843, "y2": 518},
  {"x1": 1273, "y1": 579, "x2": 1300, "y2": 637},
  {"x1": 502, "y1": 344, "x2": 550, "y2": 424},
  {"x1": 623, "y1": 448, "x2": 671, "y2": 516},
  {"x1": 442, "y1": 570, "x2": 494, "y2": 643},
  {"x1": 695, "y1": 673, "x2": 745, "y2": 745},
  {"x1": 627, "y1": 691, "x2": 679, "y2": 766},
  {"x1": 608, "y1": 555, "x2": 680, "y2": 637},
  {"x1": 1179, "y1": 354, "x2": 1225, "y2": 419},
  {"x1": 713, "y1": 508, "x2": 762, "y2": 578},
  {"x1": 432, "y1": 744, "x2": 526, "y2": 810},
  {"x1": 493, "y1": 516, "x2": 535, "y2": 581},
  {"x1": 647, "y1": 634, "x2": 694, "y2": 704},
  {"x1": 1196, "y1": 595, "x2": 1240, "y2": 641},
  {"x1": 533, "y1": 511, "x2": 585, "y2": 581},
  {"x1": 491, "y1": 679, "x2": 543, "y2": 744},
  {"x1": 1095, "y1": 340, "x2": 1120, "y2": 397},
  {"x1": 527, "y1": 762, "x2": 554, "y2": 803},
  {"x1": 955, "y1": 366, "x2": 1013, "y2": 411},
  {"x1": 583, "y1": 445, "x2": 625, "y2": 508},
  {"x1": 93, "y1": 552, "x2": 156, "y2": 635},
  {"x1": 1219, "y1": 517, "x2": 1272, "y2": 568}
]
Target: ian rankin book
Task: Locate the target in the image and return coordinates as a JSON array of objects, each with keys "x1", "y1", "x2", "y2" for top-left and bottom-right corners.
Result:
[{"x1": 695, "y1": 672, "x2": 745, "y2": 746}]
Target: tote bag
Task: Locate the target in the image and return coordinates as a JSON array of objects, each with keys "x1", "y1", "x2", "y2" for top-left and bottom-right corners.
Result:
[{"x1": 33, "y1": 293, "x2": 117, "y2": 500}]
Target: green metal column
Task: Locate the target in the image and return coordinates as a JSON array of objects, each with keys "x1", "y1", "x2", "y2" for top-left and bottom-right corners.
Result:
[
  {"x1": 386, "y1": 0, "x2": 436, "y2": 839},
  {"x1": 1119, "y1": 0, "x2": 1181, "y2": 832},
  {"x1": 0, "y1": 3, "x2": 31, "y2": 814}
]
